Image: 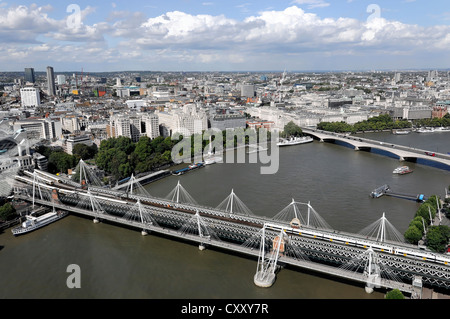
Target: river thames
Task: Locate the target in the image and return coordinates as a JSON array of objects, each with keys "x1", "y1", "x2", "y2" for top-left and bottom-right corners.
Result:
[{"x1": 0, "y1": 131, "x2": 449, "y2": 299}]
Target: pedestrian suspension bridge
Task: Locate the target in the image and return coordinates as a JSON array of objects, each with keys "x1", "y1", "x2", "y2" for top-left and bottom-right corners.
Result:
[{"x1": 11, "y1": 160, "x2": 450, "y2": 298}]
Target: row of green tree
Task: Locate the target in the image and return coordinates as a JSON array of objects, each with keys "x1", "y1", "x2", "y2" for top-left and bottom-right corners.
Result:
[
  {"x1": 317, "y1": 114, "x2": 412, "y2": 133},
  {"x1": 36, "y1": 144, "x2": 97, "y2": 174},
  {"x1": 95, "y1": 127, "x2": 279, "y2": 182},
  {"x1": 94, "y1": 135, "x2": 179, "y2": 182},
  {"x1": 404, "y1": 195, "x2": 450, "y2": 253},
  {"x1": 413, "y1": 113, "x2": 450, "y2": 128},
  {"x1": 36, "y1": 143, "x2": 98, "y2": 175}
]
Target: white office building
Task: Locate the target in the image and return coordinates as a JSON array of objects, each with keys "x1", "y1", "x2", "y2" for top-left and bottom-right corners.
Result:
[
  {"x1": 20, "y1": 87, "x2": 41, "y2": 108},
  {"x1": 13, "y1": 118, "x2": 62, "y2": 140},
  {"x1": 142, "y1": 113, "x2": 160, "y2": 139},
  {"x1": 65, "y1": 134, "x2": 94, "y2": 155},
  {"x1": 108, "y1": 113, "x2": 160, "y2": 142},
  {"x1": 57, "y1": 75, "x2": 66, "y2": 85},
  {"x1": 157, "y1": 104, "x2": 208, "y2": 137}
]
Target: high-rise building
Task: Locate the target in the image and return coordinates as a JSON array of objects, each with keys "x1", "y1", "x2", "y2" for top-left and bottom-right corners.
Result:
[
  {"x1": 107, "y1": 113, "x2": 160, "y2": 142},
  {"x1": 46, "y1": 66, "x2": 56, "y2": 96},
  {"x1": 241, "y1": 84, "x2": 255, "y2": 98},
  {"x1": 13, "y1": 118, "x2": 61, "y2": 140},
  {"x1": 20, "y1": 87, "x2": 41, "y2": 108},
  {"x1": 157, "y1": 104, "x2": 208, "y2": 137},
  {"x1": 143, "y1": 113, "x2": 160, "y2": 139},
  {"x1": 57, "y1": 75, "x2": 66, "y2": 85},
  {"x1": 24, "y1": 68, "x2": 35, "y2": 83}
]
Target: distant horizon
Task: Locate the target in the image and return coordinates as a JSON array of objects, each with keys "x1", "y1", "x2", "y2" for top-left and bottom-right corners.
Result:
[{"x1": 3, "y1": 68, "x2": 450, "y2": 75}]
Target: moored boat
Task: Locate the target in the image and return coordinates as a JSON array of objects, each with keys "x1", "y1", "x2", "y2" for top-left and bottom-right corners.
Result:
[
  {"x1": 12, "y1": 209, "x2": 68, "y2": 236},
  {"x1": 416, "y1": 127, "x2": 435, "y2": 133},
  {"x1": 277, "y1": 136, "x2": 313, "y2": 147}
]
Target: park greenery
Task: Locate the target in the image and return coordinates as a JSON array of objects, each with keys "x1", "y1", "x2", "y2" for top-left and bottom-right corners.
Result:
[
  {"x1": 0, "y1": 203, "x2": 16, "y2": 221},
  {"x1": 36, "y1": 145, "x2": 79, "y2": 175},
  {"x1": 34, "y1": 127, "x2": 280, "y2": 184},
  {"x1": 281, "y1": 121, "x2": 303, "y2": 138},
  {"x1": 404, "y1": 195, "x2": 450, "y2": 253},
  {"x1": 36, "y1": 143, "x2": 98, "y2": 175},
  {"x1": 317, "y1": 114, "x2": 412, "y2": 133},
  {"x1": 95, "y1": 131, "x2": 262, "y2": 182},
  {"x1": 94, "y1": 135, "x2": 177, "y2": 182}
]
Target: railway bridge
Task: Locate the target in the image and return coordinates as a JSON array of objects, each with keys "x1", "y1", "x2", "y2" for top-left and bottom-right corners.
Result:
[{"x1": 11, "y1": 166, "x2": 450, "y2": 298}]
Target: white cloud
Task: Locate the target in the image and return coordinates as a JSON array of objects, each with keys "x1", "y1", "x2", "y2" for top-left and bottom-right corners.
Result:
[{"x1": 1, "y1": 4, "x2": 450, "y2": 71}]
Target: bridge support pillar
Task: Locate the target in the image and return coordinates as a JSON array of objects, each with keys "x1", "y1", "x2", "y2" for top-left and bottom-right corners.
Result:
[
  {"x1": 141, "y1": 229, "x2": 148, "y2": 236},
  {"x1": 93, "y1": 218, "x2": 100, "y2": 223},
  {"x1": 254, "y1": 270, "x2": 276, "y2": 288},
  {"x1": 364, "y1": 248, "x2": 381, "y2": 294},
  {"x1": 399, "y1": 157, "x2": 405, "y2": 162},
  {"x1": 354, "y1": 146, "x2": 360, "y2": 151},
  {"x1": 199, "y1": 243, "x2": 206, "y2": 250}
]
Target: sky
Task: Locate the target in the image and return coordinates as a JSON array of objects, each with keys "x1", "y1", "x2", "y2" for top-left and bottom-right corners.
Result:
[{"x1": 1, "y1": 0, "x2": 450, "y2": 72}]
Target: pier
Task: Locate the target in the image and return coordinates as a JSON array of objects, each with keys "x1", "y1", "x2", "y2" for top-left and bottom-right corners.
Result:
[{"x1": 371, "y1": 184, "x2": 426, "y2": 202}]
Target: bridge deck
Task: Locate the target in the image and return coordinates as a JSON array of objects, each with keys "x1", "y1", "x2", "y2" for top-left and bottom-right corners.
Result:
[
  {"x1": 15, "y1": 193, "x2": 415, "y2": 295},
  {"x1": 303, "y1": 128, "x2": 450, "y2": 169},
  {"x1": 15, "y1": 169, "x2": 450, "y2": 296}
]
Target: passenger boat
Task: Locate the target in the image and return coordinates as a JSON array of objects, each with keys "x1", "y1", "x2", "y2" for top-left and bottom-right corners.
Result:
[
  {"x1": 203, "y1": 137, "x2": 222, "y2": 165},
  {"x1": 416, "y1": 127, "x2": 435, "y2": 133},
  {"x1": 12, "y1": 209, "x2": 68, "y2": 236},
  {"x1": 277, "y1": 136, "x2": 313, "y2": 147},
  {"x1": 172, "y1": 163, "x2": 204, "y2": 175},
  {"x1": 392, "y1": 130, "x2": 410, "y2": 135},
  {"x1": 393, "y1": 166, "x2": 413, "y2": 175}
]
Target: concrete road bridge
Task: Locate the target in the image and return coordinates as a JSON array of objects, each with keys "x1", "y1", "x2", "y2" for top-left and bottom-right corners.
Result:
[{"x1": 302, "y1": 128, "x2": 450, "y2": 170}]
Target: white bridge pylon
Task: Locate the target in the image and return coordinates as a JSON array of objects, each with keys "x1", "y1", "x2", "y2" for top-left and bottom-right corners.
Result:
[
  {"x1": 31, "y1": 171, "x2": 52, "y2": 209},
  {"x1": 339, "y1": 245, "x2": 404, "y2": 294},
  {"x1": 358, "y1": 212, "x2": 405, "y2": 243},
  {"x1": 125, "y1": 174, "x2": 151, "y2": 198},
  {"x1": 124, "y1": 199, "x2": 159, "y2": 235},
  {"x1": 273, "y1": 199, "x2": 332, "y2": 230},
  {"x1": 216, "y1": 189, "x2": 253, "y2": 216},
  {"x1": 179, "y1": 210, "x2": 220, "y2": 250},
  {"x1": 253, "y1": 225, "x2": 286, "y2": 288},
  {"x1": 73, "y1": 187, "x2": 106, "y2": 223},
  {"x1": 246, "y1": 223, "x2": 310, "y2": 288},
  {"x1": 166, "y1": 180, "x2": 198, "y2": 205},
  {"x1": 75, "y1": 159, "x2": 103, "y2": 187}
]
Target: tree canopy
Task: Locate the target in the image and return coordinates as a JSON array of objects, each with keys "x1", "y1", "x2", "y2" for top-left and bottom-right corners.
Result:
[
  {"x1": 317, "y1": 114, "x2": 412, "y2": 133},
  {"x1": 0, "y1": 203, "x2": 16, "y2": 221},
  {"x1": 95, "y1": 135, "x2": 177, "y2": 182},
  {"x1": 404, "y1": 195, "x2": 450, "y2": 252},
  {"x1": 283, "y1": 121, "x2": 303, "y2": 137},
  {"x1": 385, "y1": 289, "x2": 405, "y2": 299}
]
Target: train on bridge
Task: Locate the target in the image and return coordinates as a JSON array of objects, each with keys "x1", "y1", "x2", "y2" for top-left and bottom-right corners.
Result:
[{"x1": 265, "y1": 222, "x2": 450, "y2": 267}]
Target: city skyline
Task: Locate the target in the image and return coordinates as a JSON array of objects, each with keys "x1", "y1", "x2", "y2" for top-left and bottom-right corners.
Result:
[{"x1": 1, "y1": 1, "x2": 450, "y2": 72}]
